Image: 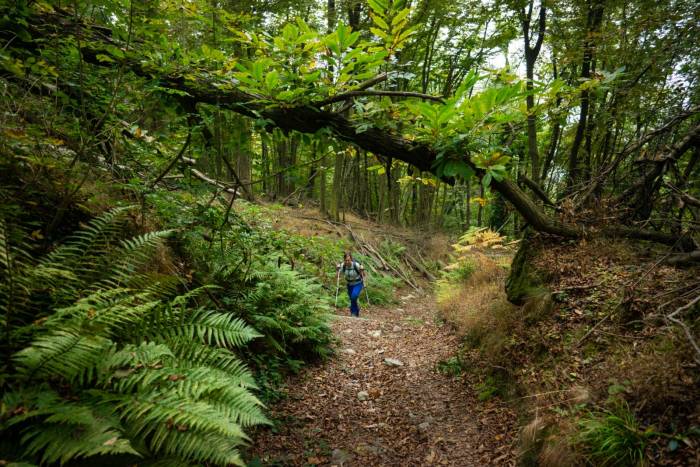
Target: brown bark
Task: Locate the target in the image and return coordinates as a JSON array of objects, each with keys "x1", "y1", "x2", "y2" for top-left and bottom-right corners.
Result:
[
  {"x1": 520, "y1": 0, "x2": 546, "y2": 184},
  {"x1": 566, "y1": 0, "x2": 605, "y2": 191}
]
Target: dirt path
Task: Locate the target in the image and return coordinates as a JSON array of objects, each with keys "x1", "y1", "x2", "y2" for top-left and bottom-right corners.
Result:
[{"x1": 249, "y1": 292, "x2": 518, "y2": 466}]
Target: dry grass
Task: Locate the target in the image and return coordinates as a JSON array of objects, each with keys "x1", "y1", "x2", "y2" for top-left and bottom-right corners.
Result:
[
  {"x1": 436, "y1": 252, "x2": 525, "y2": 373},
  {"x1": 518, "y1": 416, "x2": 581, "y2": 467},
  {"x1": 519, "y1": 416, "x2": 547, "y2": 458},
  {"x1": 437, "y1": 235, "x2": 699, "y2": 465},
  {"x1": 436, "y1": 252, "x2": 513, "y2": 337},
  {"x1": 538, "y1": 436, "x2": 579, "y2": 467}
]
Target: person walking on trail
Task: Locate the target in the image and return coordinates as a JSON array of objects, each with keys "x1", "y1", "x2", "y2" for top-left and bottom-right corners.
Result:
[{"x1": 337, "y1": 252, "x2": 365, "y2": 317}]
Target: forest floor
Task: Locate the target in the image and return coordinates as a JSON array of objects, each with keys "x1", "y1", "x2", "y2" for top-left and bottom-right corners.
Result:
[{"x1": 248, "y1": 291, "x2": 518, "y2": 466}]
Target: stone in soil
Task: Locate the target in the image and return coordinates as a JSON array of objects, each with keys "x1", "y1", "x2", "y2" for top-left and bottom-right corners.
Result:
[
  {"x1": 383, "y1": 357, "x2": 404, "y2": 367},
  {"x1": 331, "y1": 448, "x2": 353, "y2": 466}
]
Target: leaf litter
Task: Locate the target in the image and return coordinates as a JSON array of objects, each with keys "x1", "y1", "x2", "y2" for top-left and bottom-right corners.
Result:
[{"x1": 248, "y1": 292, "x2": 517, "y2": 466}]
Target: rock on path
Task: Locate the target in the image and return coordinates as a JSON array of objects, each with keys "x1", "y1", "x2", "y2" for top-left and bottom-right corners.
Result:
[{"x1": 248, "y1": 294, "x2": 517, "y2": 466}]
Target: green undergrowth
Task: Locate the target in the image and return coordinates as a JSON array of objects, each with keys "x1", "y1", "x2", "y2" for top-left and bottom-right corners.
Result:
[
  {"x1": 224, "y1": 201, "x2": 401, "y2": 308},
  {"x1": 0, "y1": 167, "x2": 337, "y2": 465},
  {"x1": 0, "y1": 143, "x2": 408, "y2": 465},
  {"x1": 577, "y1": 401, "x2": 657, "y2": 467}
]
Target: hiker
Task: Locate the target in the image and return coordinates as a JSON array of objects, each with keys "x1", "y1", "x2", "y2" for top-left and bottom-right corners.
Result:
[{"x1": 337, "y1": 252, "x2": 365, "y2": 317}]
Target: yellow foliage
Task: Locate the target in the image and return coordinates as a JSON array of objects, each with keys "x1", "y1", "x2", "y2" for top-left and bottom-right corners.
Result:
[
  {"x1": 441, "y1": 229, "x2": 508, "y2": 282},
  {"x1": 456, "y1": 228, "x2": 506, "y2": 250}
]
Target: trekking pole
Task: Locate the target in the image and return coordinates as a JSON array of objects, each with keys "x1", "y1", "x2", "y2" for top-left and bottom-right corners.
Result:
[
  {"x1": 364, "y1": 276, "x2": 371, "y2": 307},
  {"x1": 334, "y1": 268, "x2": 341, "y2": 307}
]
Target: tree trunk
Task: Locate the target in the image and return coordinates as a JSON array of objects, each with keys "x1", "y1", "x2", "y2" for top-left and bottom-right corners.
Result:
[
  {"x1": 521, "y1": 1, "x2": 546, "y2": 184},
  {"x1": 566, "y1": 0, "x2": 605, "y2": 192}
]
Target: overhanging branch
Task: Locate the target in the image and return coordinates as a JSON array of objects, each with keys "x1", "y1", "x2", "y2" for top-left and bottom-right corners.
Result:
[
  {"x1": 316, "y1": 90, "x2": 445, "y2": 107},
  {"x1": 20, "y1": 7, "x2": 697, "y2": 249}
]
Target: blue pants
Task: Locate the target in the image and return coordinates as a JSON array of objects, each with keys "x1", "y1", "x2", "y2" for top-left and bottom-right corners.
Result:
[{"x1": 347, "y1": 282, "x2": 364, "y2": 317}]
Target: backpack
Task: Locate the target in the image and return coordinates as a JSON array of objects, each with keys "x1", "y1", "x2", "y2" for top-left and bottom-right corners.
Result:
[{"x1": 343, "y1": 260, "x2": 362, "y2": 277}]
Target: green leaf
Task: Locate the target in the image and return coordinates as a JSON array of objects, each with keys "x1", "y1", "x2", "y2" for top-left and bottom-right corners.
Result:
[
  {"x1": 372, "y1": 14, "x2": 389, "y2": 30},
  {"x1": 277, "y1": 90, "x2": 296, "y2": 101},
  {"x1": 105, "y1": 45, "x2": 124, "y2": 59},
  {"x1": 368, "y1": 0, "x2": 388, "y2": 14},
  {"x1": 455, "y1": 164, "x2": 475, "y2": 180},
  {"x1": 336, "y1": 23, "x2": 348, "y2": 49},
  {"x1": 265, "y1": 70, "x2": 279, "y2": 90},
  {"x1": 370, "y1": 27, "x2": 389, "y2": 41},
  {"x1": 96, "y1": 54, "x2": 114, "y2": 63},
  {"x1": 392, "y1": 9, "x2": 410, "y2": 26}
]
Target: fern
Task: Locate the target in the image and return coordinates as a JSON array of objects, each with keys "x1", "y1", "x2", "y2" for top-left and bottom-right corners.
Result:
[
  {"x1": 19, "y1": 398, "x2": 139, "y2": 465},
  {"x1": 112, "y1": 390, "x2": 248, "y2": 440},
  {"x1": 1, "y1": 213, "x2": 270, "y2": 466},
  {"x1": 166, "y1": 340, "x2": 257, "y2": 386},
  {"x1": 238, "y1": 263, "x2": 333, "y2": 359},
  {"x1": 151, "y1": 309, "x2": 262, "y2": 349},
  {"x1": 0, "y1": 217, "x2": 34, "y2": 337},
  {"x1": 14, "y1": 329, "x2": 113, "y2": 384},
  {"x1": 96, "y1": 230, "x2": 174, "y2": 290},
  {"x1": 146, "y1": 430, "x2": 245, "y2": 466},
  {"x1": 39, "y1": 206, "x2": 133, "y2": 303}
]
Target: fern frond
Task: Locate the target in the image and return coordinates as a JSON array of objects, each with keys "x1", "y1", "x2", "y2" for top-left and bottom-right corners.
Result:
[
  {"x1": 42, "y1": 289, "x2": 161, "y2": 344},
  {"x1": 95, "y1": 230, "x2": 173, "y2": 290},
  {"x1": 141, "y1": 274, "x2": 181, "y2": 300},
  {"x1": 166, "y1": 340, "x2": 257, "y2": 386},
  {"x1": 153, "y1": 310, "x2": 261, "y2": 349},
  {"x1": 40, "y1": 206, "x2": 133, "y2": 267},
  {"x1": 169, "y1": 285, "x2": 221, "y2": 309},
  {"x1": 100, "y1": 341, "x2": 175, "y2": 383},
  {"x1": 147, "y1": 430, "x2": 245, "y2": 466},
  {"x1": 111, "y1": 391, "x2": 248, "y2": 441},
  {"x1": 21, "y1": 401, "x2": 139, "y2": 465},
  {"x1": 4, "y1": 388, "x2": 139, "y2": 465},
  {"x1": 39, "y1": 206, "x2": 133, "y2": 300},
  {"x1": 14, "y1": 329, "x2": 114, "y2": 384},
  {"x1": 0, "y1": 217, "x2": 34, "y2": 332}
]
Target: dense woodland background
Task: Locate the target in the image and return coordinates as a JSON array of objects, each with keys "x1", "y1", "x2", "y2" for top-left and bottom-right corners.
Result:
[{"x1": 0, "y1": 0, "x2": 699, "y2": 465}]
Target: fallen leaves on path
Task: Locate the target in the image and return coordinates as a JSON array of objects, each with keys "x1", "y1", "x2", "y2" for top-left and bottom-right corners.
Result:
[{"x1": 248, "y1": 293, "x2": 517, "y2": 466}]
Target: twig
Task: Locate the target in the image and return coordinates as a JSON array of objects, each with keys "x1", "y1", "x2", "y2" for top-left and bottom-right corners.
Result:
[
  {"x1": 659, "y1": 290, "x2": 700, "y2": 363},
  {"x1": 190, "y1": 169, "x2": 240, "y2": 196},
  {"x1": 667, "y1": 294, "x2": 700, "y2": 319},
  {"x1": 576, "y1": 245, "x2": 679, "y2": 347},
  {"x1": 151, "y1": 131, "x2": 192, "y2": 187},
  {"x1": 510, "y1": 389, "x2": 574, "y2": 401},
  {"x1": 404, "y1": 253, "x2": 436, "y2": 281},
  {"x1": 552, "y1": 281, "x2": 603, "y2": 294},
  {"x1": 220, "y1": 153, "x2": 253, "y2": 200},
  {"x1": 281, "y1": 170, "x2": 320, "y2": 204},
  {"x1": 576, "y1": 313, "x2": 612, "y2": 346}
]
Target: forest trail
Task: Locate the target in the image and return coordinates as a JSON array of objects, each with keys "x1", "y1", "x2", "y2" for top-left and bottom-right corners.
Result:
[{"x1": 250, "y1": 292, "x2": 518, "y2": 466}]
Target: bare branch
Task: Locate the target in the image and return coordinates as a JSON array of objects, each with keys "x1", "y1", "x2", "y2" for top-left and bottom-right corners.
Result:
[
  {"x1": 666, "y1": 295, "x2": 700, "y2": 363},
  {"x1": 151, "y1": 131, "x2": 192, "y2": 187},
  {"x1": 190, "y1": 169, "x2": 241, "y2": 196}
]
